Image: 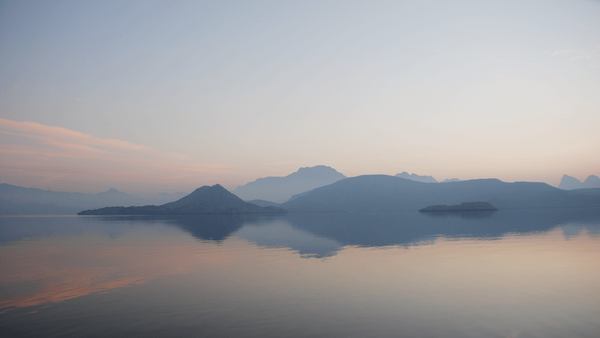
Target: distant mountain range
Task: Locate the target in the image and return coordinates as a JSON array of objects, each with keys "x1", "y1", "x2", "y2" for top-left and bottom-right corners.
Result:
[
  {"x1": 281, "y1": 175, "x2": 600, "y2": 212},
  {"x1": 558, "y1": 175, "x2": 600, "y2": 190},
  {"x1": 395, "y1": 171, "x2": 460, "y2": 183},
  {"x1": 232, "y1": 165, "x2": 346, "y2": 203},
  {"x1": 79, "y1": 184, "x2": 286, "y2": 215},
  {"x1": 395, "y1": 171, "x2": 438, "y2": 183},
  {"x1": 5, "y1": 172, "x2": 600, "y2": 216},
  {"x1": 0, "y1": 183, "x2": 187, "y2": 215}
]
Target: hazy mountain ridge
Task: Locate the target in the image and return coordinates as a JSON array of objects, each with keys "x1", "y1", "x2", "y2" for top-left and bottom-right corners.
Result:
[
  {"x1": 395, "y1": 171, "x2": 461, "y2": 183},
  {"x1": 5, "y1": 173, "x2": 600, "y2": 216},
  {"x1": 281, "y1": 175, "x2": 600, "y2": 212},
  {"x1": 558, "y1": 175, "x2": 600, "y2": 190},
  {"x1": 395, "y1": 171, "x2": 438, "y2": 183},
  {"x1": 0, "y1": 183, "x2": 188, "y2": 215},
  {"x1": 79, "y1": 184, "x2": 287, "y2": 215},
  {"x1": 233, "y1": 165, "x2": 346, "y2": 203}
]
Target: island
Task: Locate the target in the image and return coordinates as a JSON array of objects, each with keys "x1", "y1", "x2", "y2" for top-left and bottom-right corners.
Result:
[
  {"x1": 419, "y1": 202, "x2": 498, "y2": 212},
  {"x1": 78, "y1": 184, "x2": 287, "y2": 215}
]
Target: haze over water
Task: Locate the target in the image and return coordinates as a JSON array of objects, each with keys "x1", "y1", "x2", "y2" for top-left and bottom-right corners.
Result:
[{"x1": 2, "y1": 210, "x2": 600, "y2": 337}]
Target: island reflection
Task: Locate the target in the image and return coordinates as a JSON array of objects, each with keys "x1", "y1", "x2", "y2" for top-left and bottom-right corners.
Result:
[{"x1": 0, "y1": 208, "x2": 599, "y2": 338}]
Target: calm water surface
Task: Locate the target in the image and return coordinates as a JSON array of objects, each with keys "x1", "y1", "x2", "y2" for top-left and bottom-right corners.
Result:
[{"x1": 1, "y1": 209, "x2": 600, "y2": 338}]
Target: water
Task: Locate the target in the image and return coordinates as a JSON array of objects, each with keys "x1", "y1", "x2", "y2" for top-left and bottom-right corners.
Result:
[{"x1": 1, "y1": 209, "x2": 600, "y2": 337}]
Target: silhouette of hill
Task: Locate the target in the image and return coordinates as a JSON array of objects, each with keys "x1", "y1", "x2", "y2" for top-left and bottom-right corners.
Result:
[
  {"x1": 559, "y1": 174, "x2": 600, "y2": 189},
  {"x1": 281, "y1": 175, "x2": 600, "y2": 212},
  {"x1": 0, "y1": 183, "x2": 187, "y2": 215},
  {"x1": 395, "y1": 172, "x2": 461, "y2": 183},
  {"x1": 232, "y1": 165, "x2": 346, "y2": 203},
  {"x1": 559, "y1": 175, "x2": 584, "y2": 189},
  {"x1": 79, "y1": 184, "x2": 287, "y2": 215},
  {"x1": 583, "y1": 175, "x2": 600, "y2": 188}
]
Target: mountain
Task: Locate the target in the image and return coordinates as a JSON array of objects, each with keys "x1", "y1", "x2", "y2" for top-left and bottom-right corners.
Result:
[
  {"x1": 78, "y1": 184, "x2": 287, "y2": 215},
  {"x1": 583, "y1": 175, "x2": 600, "y2": 188},
  {"x1": 395, "y1": 171, "x2": 438, "y2": 183},
  {"x1": 559, "y1": 175, "x2": 583, "y2": 189},
  {"x1": 559, "y1": 175, "x2": 600, "y2": 189},
  {"x1": 395, "y1": 172, "x2": 461, "y2": 183},
  {"x1": 232, "y1": 165, "x2": 346, "y2": 203},
  {"x1": 0, "y1": 183, "x2": 187, "y2": 215},
  {"x1": 281, "y1": 175, "x2": 600, "y2": 212}
]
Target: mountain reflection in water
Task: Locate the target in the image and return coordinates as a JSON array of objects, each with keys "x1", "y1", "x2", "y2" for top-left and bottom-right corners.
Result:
[
  {"x1": 49, "y1": 208, "x2": 599, "y2": 259},
  {"x1": 1, "y1": 208, "x2": 600, "y2": 338}
]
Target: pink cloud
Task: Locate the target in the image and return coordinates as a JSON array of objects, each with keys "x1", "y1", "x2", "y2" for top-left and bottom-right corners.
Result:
[
  {"x1": 0, "y1": 118, "x2": 236, "y2": 193},
  {"x1": 0, "y1": 144, "x2": 103, "y2": 159},
  {"x1": 0, "y1": 118, "x2": 149, "y2": 151}
]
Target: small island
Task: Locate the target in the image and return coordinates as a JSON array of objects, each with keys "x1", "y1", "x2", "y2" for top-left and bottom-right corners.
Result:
[{"x1": 419, "y1": 202, "x2": 498, "y2": 212}]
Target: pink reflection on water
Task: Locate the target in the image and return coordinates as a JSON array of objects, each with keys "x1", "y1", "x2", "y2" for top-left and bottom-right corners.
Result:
[{"x1": 0, "y1": 233, "x2": 236, "y2": 312}]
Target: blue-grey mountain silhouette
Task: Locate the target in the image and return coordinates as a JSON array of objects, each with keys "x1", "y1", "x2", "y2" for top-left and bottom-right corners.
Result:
[
  {"x1": 559, "y1": 175, "x2": 584, "y2": 190},
  {"x1": 583, "y1": 175, "x2": 600, "y2": 188},
  {"x1": 395, "y1": 171, "x2": 438, "y2": 183},
  {"x1": 281, "y1": 175, "x2": 600, "y2": 212},
  {"x1": 559, "y1": 174, "x2": 600, "y2": 190},
  {"x1": 232, "y1": 165, "x2": 346, "y2": 203},
  {"x1": 395, "y1": 172, "x2": 461, "y2": 183},
  {"x1": 78, "y1": 184, "x2": 287, "y2": 215}
]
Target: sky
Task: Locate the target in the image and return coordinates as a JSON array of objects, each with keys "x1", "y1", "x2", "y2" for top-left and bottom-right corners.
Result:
[{"x1": 1, "y1": 0, "x2": 599, "y2": 196}]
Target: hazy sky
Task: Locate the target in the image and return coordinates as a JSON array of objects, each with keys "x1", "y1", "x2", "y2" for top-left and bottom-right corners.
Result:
[{"x1": 1, "y1": 0, "x2": 599, "y2": 195}]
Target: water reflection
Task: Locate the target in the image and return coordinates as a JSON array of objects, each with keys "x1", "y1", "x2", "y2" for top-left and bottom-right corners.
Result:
[
  {"x1": 420, "y1": 209, "x2": 496, "y2": 219},
  {"x1": 1, "y1": 210, "x2": 600, "y2": 337},
  {"x1": 235, "y1": 219, "x2": 343, "y2": 258},
  {"x1": 168, "y1": 214, "x2": 251, "y2": 241},
  {"x1": 82, "y1": 208, "x2": 600, "y2": 256},
  {"x1": 3, "y1": 208, "x2": 600, "y2": 259},
  {"x1": 0, "y1": 217, "x2": 247, "y2": 313},
  {"x1": 284, "y1": 208, "x2": 600, "y2": 250}
]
